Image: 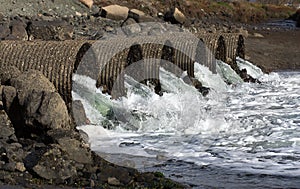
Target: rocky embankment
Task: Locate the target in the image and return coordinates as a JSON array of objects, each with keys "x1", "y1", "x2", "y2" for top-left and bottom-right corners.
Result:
[
  {"x1": 0, "y1": 0, "x2": 299, "y2": 188},
  {"x1": 0, "y1": 67, "x2": 184, "y2": 188}
]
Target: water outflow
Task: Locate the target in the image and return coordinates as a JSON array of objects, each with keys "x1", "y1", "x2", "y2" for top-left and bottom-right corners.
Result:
[{"x1": 73, "y1": 59, "x2": 300, "y2": 187}]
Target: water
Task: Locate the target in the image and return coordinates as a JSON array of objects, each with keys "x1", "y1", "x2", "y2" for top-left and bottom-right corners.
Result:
[{"x1": 73, "y1": 60, "x2": 300, "y2": 188}]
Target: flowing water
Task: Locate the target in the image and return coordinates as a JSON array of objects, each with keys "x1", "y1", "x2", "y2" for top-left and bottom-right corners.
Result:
[{"x1": 73, "y1": 59, "x2": 300, "y2": 188}]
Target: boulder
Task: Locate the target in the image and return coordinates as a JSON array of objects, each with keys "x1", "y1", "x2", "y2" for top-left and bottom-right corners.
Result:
[
  {"x1": 27, "y1": 20, "x2": 73, "y2": 40},
  {"x1": 72, "y1": 100, "x2": 89, "y2": 126},
  {"x1": 10, "y1": 70, "x2": 56, "y2": 104},
  {"x1": 0, "y1": 66, "x2": 21, "y2": 85},
  {"x1": 121, "y1": 18, "x2": 141, "y2": 35},
  {"x1": 27, "y1": 145, "x2": 77, "y2": 182},
  {"x1": 164, "y1": 7, "x2": 186, "y2": 25},
  {"x1": 128, "y1": 9, "x2": 155, "y2": 23},
  {"x1": 99, "y1": 5, "x2": 129, "y2": 21},
  {"x1": 5, "y1": 20, "x2": 28, "y2": 40},
  {"x1": 0, "y1": 23, "x2": 10, "y2": 39},
  {"x1": 10, "y1": 70, "x2": 71, "y2": 131},
  {"x1": 57, "y1": 137, "x2": 92, "y2": 164},
  {"x1": 79, "y1": 0, "x2": 93, "y2": 9},
  {"x1": 2, "y1": 86, "x2": 17, "y2": 114},
  {"x1": 0, "y1": 110, "x2": 15, "y2": 141}
]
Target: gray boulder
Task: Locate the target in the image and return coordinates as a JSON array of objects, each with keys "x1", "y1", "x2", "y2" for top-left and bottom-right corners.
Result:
[
  {"x1": 0, "y1": 66, "x2": 21, "y2": 85},
  {"x1": 10, "y1": 70, "x2": 71, "y2": 131},
  {"x1": 128, "y1": 9, "x2": 155, "y2": 23},
  {"x1": 99, "y1": 5, "x2": 129, "y2": 21},
  {"x1": 0, "y1": 110, "x2": 15, "y2": 141},
  {"x1": 29, "y1": 145, "x2": 77, "y2": 181}
]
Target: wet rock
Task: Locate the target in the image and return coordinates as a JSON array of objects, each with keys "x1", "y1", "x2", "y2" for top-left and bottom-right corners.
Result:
[
  {"x1": 72, "y1": 100, "x2": 89, "y2": 126},
  {"x1": 240, "y1": 68, "x2": 260, "y2": 83},
  {"x1": 164, "y1": 7, "x2": 186, "y2": 25},
  {"x1": 99, "y1": 5, "x2": 129, "y2": 21},
  {"x1": 27, "y1": 20, "x2": 74, "y2": 40},
  {"x1": 182, "y1": 76, "x2": 210, "y2": 96},
  {"x1": 0, "y1": 66, "x2": 21, "y2": 85},
  {"x1": 128, "y1": 9, "x2": 155, "y2": 23},
  {"x1": 97, "y1": 164, "x2": 134, "y2": 185}
]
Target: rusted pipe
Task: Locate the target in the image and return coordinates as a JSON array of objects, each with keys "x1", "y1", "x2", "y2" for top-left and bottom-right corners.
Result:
[{"x1": 0, "y1": 40, "x2": 93, "y2": 109}]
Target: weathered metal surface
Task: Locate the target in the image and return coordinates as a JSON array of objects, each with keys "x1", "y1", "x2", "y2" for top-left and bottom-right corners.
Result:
[
  {"x1": 0, "y1": 40, "x2": 93, "y2": 108},
  {"x1": 0, "y1": 33, "x2": 245, "y2": 106}
]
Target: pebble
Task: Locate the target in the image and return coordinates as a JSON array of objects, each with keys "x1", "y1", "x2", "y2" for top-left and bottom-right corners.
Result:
[{"x1": 108, "y1": 177, "x2": 121, "y2": 186}]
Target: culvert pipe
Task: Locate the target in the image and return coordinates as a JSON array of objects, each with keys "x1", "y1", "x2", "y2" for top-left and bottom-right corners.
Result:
[
  {"x1": 222, "y1": 33, "x2": 245, "y2": 72},
  {"x1": 0, "y1": 40, "x2": 94, "y2": 109},
  {"x1": 95, "y1": 33, "x2": 211, "y2": 97}
]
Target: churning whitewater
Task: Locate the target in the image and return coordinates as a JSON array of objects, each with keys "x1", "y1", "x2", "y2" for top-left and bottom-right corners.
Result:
[{"x1": 73, "y1": 59, "x2": 300, "y2": 188}]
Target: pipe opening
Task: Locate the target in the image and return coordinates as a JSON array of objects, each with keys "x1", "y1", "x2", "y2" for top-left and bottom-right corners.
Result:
[
  {"x1": 237, "y1": 35, "x2": 245, "y2": 59},
  {"x1": 216, "y1": 35, "x2": 226, "y2": 62}
]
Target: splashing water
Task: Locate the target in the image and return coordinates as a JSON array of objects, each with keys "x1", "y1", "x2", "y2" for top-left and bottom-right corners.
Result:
[{"x1": 73, "y1": 59, "x2": 300, "y2": 188}]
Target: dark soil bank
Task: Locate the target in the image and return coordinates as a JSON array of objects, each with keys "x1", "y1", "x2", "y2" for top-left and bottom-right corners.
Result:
[{"x1": 246, "y1": 29, "x2": 300, "y2": 72}]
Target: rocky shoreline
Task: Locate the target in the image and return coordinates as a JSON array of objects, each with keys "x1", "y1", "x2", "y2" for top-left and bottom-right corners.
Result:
[
  {"x1": 0, "y1": 68, "x2": 185, "y2": 188},
  {"x1": 0, "y1": 0, "x2": 299, "y2": 188}
]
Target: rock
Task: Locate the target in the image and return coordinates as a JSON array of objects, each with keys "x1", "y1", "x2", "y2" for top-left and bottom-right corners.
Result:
[
  {"x1": 182, "y1": 76, "x2": 210, "y2": 96},
  {"x1": 108, "y1": 177, "x2": 121, "y2": 186},
  {"x1": 23, "y1": 91, "x2": 71, "y2": 130},
  {"x1": 10, "y1": 70, "x2": 71, "y2": 131},
  {"x1": 27, "y1": 20, "x2": 73, "y2": 40},
  {"x1": 57, "y1": 137, "x2": 92, "y2": 164},
  {"x1": 30, "y1": 145, "x2": 77, "y2": 181},
  {"x1": 15, "y1": 162, "x2": 26, "y2": 172},
  {"x1": 5, "y1": 20, "x2": 28, "y2": 40},
  {"x1": 121, "y1": 18, "x2": 141, "y2": 35},
  {"x1": 128, "y1": 9, "x2": 155, "y2": 23},
  {"x1": 10, "y1": 70, "x2": 56, "y2": 105},
  {"x1": 0, "y1": 110, "x2": 15, "y2": 140},
  {"x1": 99, "y1": 5, "x2": 129, "y2": 21},
  {"x1": 0, "y1": 12, "x2": 4, "y2": 21},
  {"x1": 2, "y1": 86, "x2": 17, "y2": 114},
  {"x1": 164, "y1": 7, "x2": 186, "y2": 25},
  {"x1": 79, "y1": 0, "x2": 93, "y2": 9},
  {"x1": 0, "y1": 23, "x2": 10, "y2": 39},
  {"x1": 296, "y1": 10, "x2": 300, "y2": 27},
  {"x1": 72, "y1": 100, "x2": 89, "y2": 126},
  {"x1": 0, "y1": 66, "x2": 21, "y2": 85},
  {"x1": 240, "y1": 68, "x2": 260, "y2": 83},
  {"x1": 253, "y1": 32, "x2": 264, "y2": 38}
]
